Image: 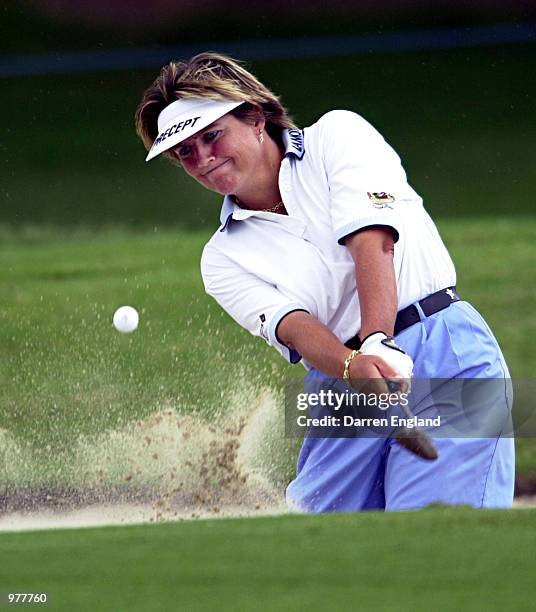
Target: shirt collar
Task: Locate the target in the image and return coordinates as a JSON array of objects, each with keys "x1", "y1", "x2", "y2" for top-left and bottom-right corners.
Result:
[
  {"x1": 282, "y1": 128, "x2": 305, "y2": 159},
  {"x1": 219, "y1": 127, "x2": 305, "y2": 232},
  {"x1": 219, "y1": 195, "x2": 235, "y2": 229}
]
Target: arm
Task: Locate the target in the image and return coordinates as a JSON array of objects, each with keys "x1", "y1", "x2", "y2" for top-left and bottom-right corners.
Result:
[
  {"x1": 344, "y1": 226, "x2": 397, "y2": 340},
  {"x1": 277, "y1": 310, "x2": 399, "y2": 380},
  {"x1": 277, "y1": 226, "x2": 402, "y2": 382}
]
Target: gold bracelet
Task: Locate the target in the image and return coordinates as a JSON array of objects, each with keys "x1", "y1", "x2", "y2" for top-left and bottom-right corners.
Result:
[{"x1": 343, "y1": 349, "x2": 362, "y2": 381}]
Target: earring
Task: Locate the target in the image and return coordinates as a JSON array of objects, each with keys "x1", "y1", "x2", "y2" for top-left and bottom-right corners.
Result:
[{"x1": 258, "y1": 131, "x2": 264, "y2": 144}]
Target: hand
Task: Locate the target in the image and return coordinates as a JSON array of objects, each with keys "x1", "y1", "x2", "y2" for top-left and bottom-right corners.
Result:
[{"x1": 349, "y1": 332, "x2": 413, "y2": 395}]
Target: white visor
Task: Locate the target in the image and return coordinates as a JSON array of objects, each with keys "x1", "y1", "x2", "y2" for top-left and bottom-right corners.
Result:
[{"x1": 145, "y1": 98, "x2": 243, "y2": 162}]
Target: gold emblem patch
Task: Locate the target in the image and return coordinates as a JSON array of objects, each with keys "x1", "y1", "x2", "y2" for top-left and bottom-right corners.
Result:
[{"x1": 368, "y1": 192, "x2": 395, "y2": 207}]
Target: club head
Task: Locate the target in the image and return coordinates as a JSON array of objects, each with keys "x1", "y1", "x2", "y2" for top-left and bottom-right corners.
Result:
[{"x1": 393, "y1": 427, "x2": 439, "y2": 461}]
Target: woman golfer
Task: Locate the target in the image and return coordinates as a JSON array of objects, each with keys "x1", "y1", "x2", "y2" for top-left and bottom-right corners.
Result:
[{"x1": 136, "y1": 53, "x2": 514, "y2": 512}]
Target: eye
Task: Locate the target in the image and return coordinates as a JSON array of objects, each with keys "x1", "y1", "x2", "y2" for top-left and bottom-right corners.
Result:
[
  {"x1": 203, "y1": 130, "x2": 221, "y2": 143},
  {"x1": 177, "y1": 144, "x2": 192, "y2": 159}
]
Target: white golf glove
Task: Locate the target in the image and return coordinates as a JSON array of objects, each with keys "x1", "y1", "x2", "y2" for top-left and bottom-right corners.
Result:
[{"x1": 359, "y1": 332, "x2": 413, "y2": 392}]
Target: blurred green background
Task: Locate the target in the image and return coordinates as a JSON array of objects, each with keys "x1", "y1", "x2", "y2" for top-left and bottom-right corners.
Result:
[{"x1": 3, "y1": 2, "x2": 536, "y2": 230}]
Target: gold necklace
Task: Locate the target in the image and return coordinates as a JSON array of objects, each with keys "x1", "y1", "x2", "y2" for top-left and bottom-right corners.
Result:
[
  {"x1": 261, "y1": 201, "x2": 285, "y2": 213},
  {"x1": 235, "y1": 197, "x2": 286, "y2": 213}
]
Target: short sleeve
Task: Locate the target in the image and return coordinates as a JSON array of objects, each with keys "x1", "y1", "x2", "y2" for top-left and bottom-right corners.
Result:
[
  {"x1": 319, "y1": 110, "x2": 409, "y2": 245},
  {"x1": 201, "y1": 244, "x2": 309, "y2": 364}
]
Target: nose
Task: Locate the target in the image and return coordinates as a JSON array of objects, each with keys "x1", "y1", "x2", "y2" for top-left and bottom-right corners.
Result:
[{"x1": 195, "y1": 141, "x2": 215, "y2": 170}]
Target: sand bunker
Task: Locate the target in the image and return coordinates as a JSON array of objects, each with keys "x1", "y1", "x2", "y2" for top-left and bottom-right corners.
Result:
[{"x1": 0, "y1": 383, "x2": 294, "y2": 531}]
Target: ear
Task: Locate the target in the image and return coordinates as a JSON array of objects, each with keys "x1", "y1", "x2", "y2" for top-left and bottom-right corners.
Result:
[
  {"x1": 254, "y1": 116, "x2": 266, "y2": 133},
  {"x1": 252, "y1": 106, "x2": 266, "y2": 131}
]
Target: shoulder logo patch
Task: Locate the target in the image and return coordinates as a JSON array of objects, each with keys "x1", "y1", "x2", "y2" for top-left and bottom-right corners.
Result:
[{"x1": 368, "y1": 192, "x2": 395, "y2": 208}]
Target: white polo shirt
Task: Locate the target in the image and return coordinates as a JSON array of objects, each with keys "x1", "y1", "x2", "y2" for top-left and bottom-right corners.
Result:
[{"x1": 200, "y1": 110, "x2": 456, "y2": 367}]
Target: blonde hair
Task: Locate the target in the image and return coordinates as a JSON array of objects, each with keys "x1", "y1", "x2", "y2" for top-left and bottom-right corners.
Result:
[{"x1": 135, "y1": 52, "x2": 296, "y2": 159}]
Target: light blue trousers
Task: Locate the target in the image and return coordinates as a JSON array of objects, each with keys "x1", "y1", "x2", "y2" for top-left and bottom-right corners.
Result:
[{"x1": 286, "y1": 301, "x2": 515, "y2": 512}]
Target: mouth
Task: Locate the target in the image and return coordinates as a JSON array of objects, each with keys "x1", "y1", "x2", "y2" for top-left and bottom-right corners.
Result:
[{"x1": 202, "y1": 159, "x2": 230, "y2": 177}]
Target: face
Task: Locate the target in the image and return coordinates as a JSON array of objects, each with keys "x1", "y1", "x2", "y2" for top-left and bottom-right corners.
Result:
[{"x1": 170, "y1": 113, "x2": 264, "y2": 196}]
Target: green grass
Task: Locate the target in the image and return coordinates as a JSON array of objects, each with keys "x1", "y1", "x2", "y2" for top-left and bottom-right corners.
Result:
[
  {"x1": 2, "y1": 507, "x2": 536, "y2": 611},
  {"x1": 0, "y1": 227, "x2": 281, "y2": 432},
  {"x1": 0, "y1": 217, "x2": 534, "y2": 486},
  {"x1": 0, "y1": 226, "x2": 297, "y2": 489}
]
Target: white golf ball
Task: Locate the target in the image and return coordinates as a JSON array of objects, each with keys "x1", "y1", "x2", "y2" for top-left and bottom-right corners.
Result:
[{"x1": 113, "y1": 305, "x2": 139, "y2": 333}]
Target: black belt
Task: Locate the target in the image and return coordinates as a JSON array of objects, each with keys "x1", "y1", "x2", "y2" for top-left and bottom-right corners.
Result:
[{"x1": 345, "y1": 286, "x2": 461, "y2": 350}]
